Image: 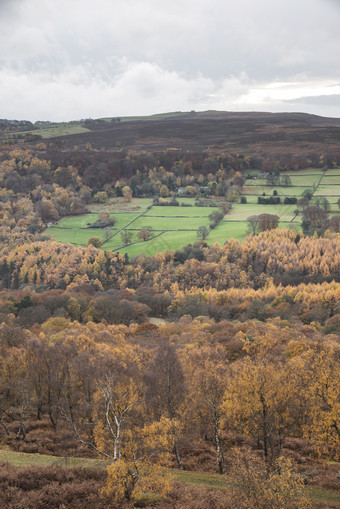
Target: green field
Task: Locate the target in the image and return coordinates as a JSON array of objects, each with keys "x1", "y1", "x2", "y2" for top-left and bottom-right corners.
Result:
[
  {"x1": 46, "y1": 170, "x2": 340, "y2": 257},
  {"x1": 87, "y1": 197, "x2": 154, "y2": 213},
  {"x1": 323, "y1": 168, "x2": 340, "y2": 176},
  {"x1": 285, "y1": 169, "x2": 324, "y2": 175},
  {"x1": 147, "y1": 206, "x2": 216, "y2": 217},
  {"x1": 132, "y1": 215, "x2": 211, "y2": 230},
  {"x1": 14, "y1": 124, "x2": 90, "y2": 139},
  {"x1": 207, "y1": 221, "x2": 249, "y2": 243},
  {"x1": 224, "y1": 203, "x2": 297, "y2": 222},
  {"x1": 319, "y1": 176, "x2": 340, "y2": 185},
  {"x1": 288, "y1": 175, "x2": 321, "y2": 186},
  {"x1": 116, "y1": 231, "x2": 200, "y2": 257},
  {"x1": 243, "y1": 185, "x2": 313, "y2": 196},
  {"x1": 48, "y1": 227, "x2": 108, "y2": 245},
  {"x1": 314, "y1": 185, "x2": 340, "y2": 196}
]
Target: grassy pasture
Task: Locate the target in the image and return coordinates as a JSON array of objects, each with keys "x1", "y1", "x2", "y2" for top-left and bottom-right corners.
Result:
[
  {"x1": 46, "y1": 170, "x2": 339, "y2": 257},
  {"x1": 0, "y1": 446, "x2": 106, "y2": 470},
  {"x1": 224, "y1": 203, "x2": 297, "y2": 222},
  {"x1": 117, "y1": 230, "x2": 200, "y2": 258},
  {"x1": 319, "y1": 176, "x2": 340, "y2": 185},
  {"x1": 87, "y1": 197, "x2": 154, "y2": 213},
  {"x1": 55, "y1": 214, "x2": 98, "y2": 228},
  {"x1": 314, "y1": 185, "x2": 340, "y2": 196},
  {"x1": 288, "y1": 175, "x2": 321, "y2": 186},
  {"x1": 16, "y1": 125, "x2": 90, "y2": 139},
  {"x1": 243, "y1": 185, "x2": 313, "y2": 196},
  {"x1": 146, "y1": 206, "x2": 216, "y2": 217},
  {"x1": 55, "y1": 212, "x2": 142, "y2": 230},
  {"x1": 323, "y1": 168, "x2": 340, "y2": 176},
  {"x1": 48, "y1": 227, "x2": 108, "y2": 245},
  {"x1": 132, "y1": 215, "x2": 210, "y2": 231},
  {"x1": 207, "y1": 221, "x2": 249, "y2": 243},
  {"x1": 104, "y1": 230, "x2": 139, "y2": 248}
]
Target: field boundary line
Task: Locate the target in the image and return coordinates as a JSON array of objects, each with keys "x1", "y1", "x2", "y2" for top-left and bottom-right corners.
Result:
[{"x1": 105, "y1": 230, "x2": 166, "y2": 251}]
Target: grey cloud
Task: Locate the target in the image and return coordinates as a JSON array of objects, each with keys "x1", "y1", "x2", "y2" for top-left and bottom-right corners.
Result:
[{"x1": 0, "y1": 0, "x2": 339, "y2": 120}]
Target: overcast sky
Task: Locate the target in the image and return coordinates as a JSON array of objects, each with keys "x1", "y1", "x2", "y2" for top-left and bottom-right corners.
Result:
[{"x1": 1, "y1": 0, "x2": 340, "y2": 121}]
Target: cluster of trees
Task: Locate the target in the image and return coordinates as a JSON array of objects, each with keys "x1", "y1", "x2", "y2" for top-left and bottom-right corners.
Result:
[
  {"x1": 1, "y1": 229, "x2": 339, "y2": 293},
  {"x1": 0, "y1": 310, "x2": 338, "y2": 503},
  {"x1": 0, "y1": 277, "x2": 338, "y2": 334},
  {"x1": 257, "y1": 195, "x2": 281, "y2": 205},
  {"x1": 247, "y1": 214, "x2": 280, "y2": 234}
]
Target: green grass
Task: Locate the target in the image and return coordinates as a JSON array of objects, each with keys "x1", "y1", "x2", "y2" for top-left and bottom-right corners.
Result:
[
  {"x1": 54, "y1": 214, "x2": 99, "y2": 228},
  {"x1": 54, "y1": 212, "x2": 142, "y2": 230},
  {"x1": 147, "y1": 206, "x2": 216, "y2": 217},
  {"x1": 284, "y1": 169, "x2": 324, "y2": 175},
  {"x1": 323, "y1": 168, "x2": 340, "y2": 176},
  {"x1": 307, "y1": 486, "x2": 340, "y2": 505},
  {"x1": 289, "y1": 175, "x2": 321, "y2": 186},
  {"x1": 224, "y1": 203, "x2": 297, "y2": 222},
  {"x1": 243, "y1": 185, "x2": 313, "y2": 196},
  {"x1": 15, "y1": 125, "x2": 90, "y2": 139},
  {"x1": 0, "y1": 446, "x2": 107, "y2": 469},
  {"x1": 116, "y1": 231, "x2": 200, "y2": 257},
  {"x1": 207, "y1": 221, "x2": 249, "y2": 243},
  {"x1": 314, "y1": 185, "x2": 340, "y2": 196},
  {"x1": 87, "y1": 197, "x2": 154, "y2": 213},
  {"x1": 132, "y1": 216, "x2": 210, "y2": 230},
  {"x1": 49, "y1": 227, "x2": 108, "y2": 245},
  {"x1": 319, "y1": 176, "x2": 340, "y2": 185}
]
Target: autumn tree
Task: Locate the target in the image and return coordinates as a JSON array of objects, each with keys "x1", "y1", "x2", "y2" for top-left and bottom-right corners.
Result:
[
  {"x1": 184, "y1": 344, "x2": 229, "y2": 474},
  {"x1": 137, "y1": 229, "x2": 151, "y2": 242},
  {"x1": 229, "y1": 449, "x2": 311, "y2": 509},
  {"x1": 90, "y1": 212, "x2": 116, "y2": 228},
  {"x1": 223, "y1": 332, "x2": 295, "y2": 464},
  {"x1": 87, "y1": 237, "x2": 103, "y2": 248},
  {"x1": 122, "y1": 186, "x2": 133, "y2": 202},
  {"x1": 159, "y1": 184, "x2": 170, "y2": 197},
  {"x1": 144, "y1": 341, "x2": 186, "y2": 469},
  {"x1": 93, "y1": 191, "x2": 108, "y2": 203},
  {"x1": 101, "y1": 418, "x2": 174, "y2": 503},
  {"x1": 302, "y1": 205, "x2": 328, "y2": 235},
  {"x1": 299, "y1": 339, "x2": 340, "y2": 459},
  {"x1": 329, "y1": 215, "x2": 340, "y2": 233},
  {"x1": 39, "y1": 199, "x2": 60, "y2": 223},
  {"x1": 258, "y1": 214, "x2": 280, "y2": 232}
]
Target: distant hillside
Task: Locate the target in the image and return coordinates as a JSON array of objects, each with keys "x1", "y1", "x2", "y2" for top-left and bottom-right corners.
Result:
[
  {"x1": 5, "y1": 110, "x2": 340, "y2": 155},
  {"x1": 50, "y1": 111, "x2": 340, "y2": 154}
]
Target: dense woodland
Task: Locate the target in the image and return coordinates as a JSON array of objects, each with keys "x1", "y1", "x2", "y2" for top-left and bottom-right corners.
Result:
[{"x1": 0, "y1": 128, "x2": 339, "y2": 508}]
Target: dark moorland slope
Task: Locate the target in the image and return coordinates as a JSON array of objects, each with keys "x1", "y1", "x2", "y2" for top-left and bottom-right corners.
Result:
[{"x1": 51, "y1": 111, "x2": 340, "y2": 154}]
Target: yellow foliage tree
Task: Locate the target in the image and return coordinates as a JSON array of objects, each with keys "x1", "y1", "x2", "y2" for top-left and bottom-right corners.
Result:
[{"x1": 101, "y1": 417, "x2": 175, "y2": 502}]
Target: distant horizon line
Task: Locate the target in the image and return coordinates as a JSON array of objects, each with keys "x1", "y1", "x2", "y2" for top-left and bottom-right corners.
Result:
[{"x1": 3, "y1": 109, "x2": 340, "y2": 124}]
